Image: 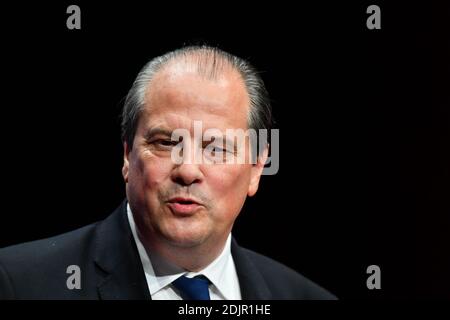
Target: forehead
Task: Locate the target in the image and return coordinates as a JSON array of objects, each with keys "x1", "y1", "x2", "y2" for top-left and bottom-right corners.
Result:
[{"x1": 141, "y1": 62, "x2": 250, "y2": 132}]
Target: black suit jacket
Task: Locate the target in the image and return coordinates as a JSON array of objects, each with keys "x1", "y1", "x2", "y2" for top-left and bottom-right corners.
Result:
[{"x1": 0, "y1": 200, "x2": 336, "y2": 299}]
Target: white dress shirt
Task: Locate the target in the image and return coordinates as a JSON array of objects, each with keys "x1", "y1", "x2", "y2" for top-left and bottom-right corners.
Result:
[{"x1": 127, "y1": 204, "x2": 242, "y2": 300}]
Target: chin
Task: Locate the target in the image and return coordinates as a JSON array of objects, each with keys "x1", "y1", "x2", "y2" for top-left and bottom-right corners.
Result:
[
  {"x1": 162, "y1": 228, "x2": 211, "y2": 248},
  {"x1": 153, "y1": 212, "x2": 214, "y2": 247}
]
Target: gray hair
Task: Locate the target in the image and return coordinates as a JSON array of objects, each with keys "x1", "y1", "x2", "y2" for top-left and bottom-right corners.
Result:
[{"x1": 121, "y1": 45, "x2": 272, "y2": 151}]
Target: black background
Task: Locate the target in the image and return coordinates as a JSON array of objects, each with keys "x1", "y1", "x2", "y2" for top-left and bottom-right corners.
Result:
[{"x1": 0, "y1": 1, "x2": 449, "y2": 299}]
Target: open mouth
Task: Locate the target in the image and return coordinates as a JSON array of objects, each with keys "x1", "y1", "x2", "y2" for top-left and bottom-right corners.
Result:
[
  {"x1": 168, "y1": 197, "x2": 200, "y2": 205},
  {"x1": 173, "y1": 199, "x2": 196, "y2": 205},
  {"x1": 167, "y1": 197, "x2": 202, "y2": 215}
]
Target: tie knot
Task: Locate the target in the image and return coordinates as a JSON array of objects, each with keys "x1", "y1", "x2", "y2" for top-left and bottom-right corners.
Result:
[{"x1": 172, "y1": 275, "x2": 211, "y2": 300}]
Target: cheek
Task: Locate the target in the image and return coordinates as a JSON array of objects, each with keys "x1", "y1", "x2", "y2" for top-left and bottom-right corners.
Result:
[
  {"x1": 129, "y1": 152, "x2": 172, "y2": 194},
  {"x1": 207, "y1": 165, "x2": 252, "y2": 212}
]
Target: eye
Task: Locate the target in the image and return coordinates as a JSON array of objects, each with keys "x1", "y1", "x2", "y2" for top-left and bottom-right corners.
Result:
[
  {"x1": 149, "y1": 139, "x2": 179, "y2": 150},
  {"x1": 210, "y1": 146, "x2": 224, "y2": 152},
  {"x1": 211, "y1": 146, "x2": 226, "y2": 153},
  {"x1": 157, "y1": 139, "x2": 177, "y2": 147},
  {"x1": 207, "y1": 144, "x2": 234, "y2": 155}
]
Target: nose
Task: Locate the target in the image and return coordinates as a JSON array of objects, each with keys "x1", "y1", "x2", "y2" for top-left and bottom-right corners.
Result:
[
  {"x1": 170, "y1": 140, "x2": 204, "y2": 186},
  {"x1": 171, "y1": 163, "x2": 203, "y2": 186}
]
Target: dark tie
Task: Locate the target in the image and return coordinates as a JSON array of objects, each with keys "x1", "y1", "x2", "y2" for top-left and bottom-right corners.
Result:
[{"x1": 172, "y1": 275, "x2": 211, "y2": 300}]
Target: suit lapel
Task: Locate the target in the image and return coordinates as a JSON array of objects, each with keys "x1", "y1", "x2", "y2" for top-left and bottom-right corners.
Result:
[
  {"x1": 93, "y1": 200, "x2": 151, "y2": 300},
  {"x1": 91, "y1": 200, "x2": 272, "y2": 300},
  {"x1": 231, "y1": 238, "x2": 272, "y2": 299}
]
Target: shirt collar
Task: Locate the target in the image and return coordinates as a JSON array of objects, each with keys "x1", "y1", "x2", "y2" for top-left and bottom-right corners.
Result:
[{"x1": 127, "y1": 203, "x2": 236, "y2": 300}]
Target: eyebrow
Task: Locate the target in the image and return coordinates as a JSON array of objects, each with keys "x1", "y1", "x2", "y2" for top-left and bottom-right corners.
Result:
[{"x1": 144, "y1": 127, "x2": 241, "y2": 150}]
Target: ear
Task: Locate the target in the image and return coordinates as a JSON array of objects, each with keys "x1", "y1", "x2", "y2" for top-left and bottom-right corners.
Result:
[
  {"x1": 122, "y1": 141, "x2": 131, "y2": 183},
  {"x1": 247, "y1": 145, "x2": 269, "y2": 197}
]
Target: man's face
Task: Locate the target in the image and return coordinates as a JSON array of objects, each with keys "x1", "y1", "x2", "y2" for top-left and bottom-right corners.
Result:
[{"x1": 122, "y1": 62, "x2": 266, "y2": 249}]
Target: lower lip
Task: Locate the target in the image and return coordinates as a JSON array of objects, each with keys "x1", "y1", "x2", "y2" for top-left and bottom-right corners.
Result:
[{"x1": 167, "y1": 202, "x2": 202, "y2": 215}]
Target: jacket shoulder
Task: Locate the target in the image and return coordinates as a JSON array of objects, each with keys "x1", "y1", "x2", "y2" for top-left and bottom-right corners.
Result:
[
  {"x1": 241, "y1": 247, "x2": 337, "y2": 300},
  {"x1": 0, "y1": 222, "x2": 98, "y2": 299},
  {"x1": 0, "y1": 223, "x2": 98, "y2": 264}
]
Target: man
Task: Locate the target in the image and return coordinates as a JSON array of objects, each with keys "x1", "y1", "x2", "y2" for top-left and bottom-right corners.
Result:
[{"x1": 0, "y1": 46, "x2": 336, "y2": 300}]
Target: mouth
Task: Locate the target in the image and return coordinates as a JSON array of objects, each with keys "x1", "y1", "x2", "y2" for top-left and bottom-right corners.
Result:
[{"x1": 166, "y1": 197, "x2": 203, "y2": 215}]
